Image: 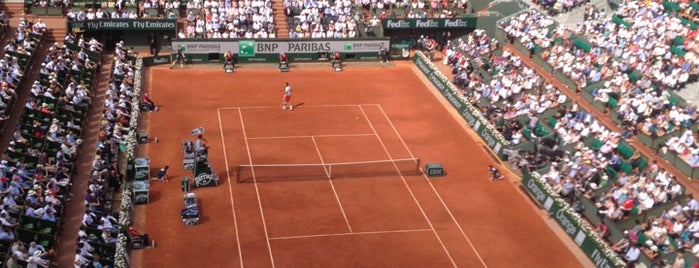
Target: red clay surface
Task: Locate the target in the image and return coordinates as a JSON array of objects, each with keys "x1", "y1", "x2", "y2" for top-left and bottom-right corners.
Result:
[{"x1": 132, "y1": 63, "x2": 582, "y2": 268}]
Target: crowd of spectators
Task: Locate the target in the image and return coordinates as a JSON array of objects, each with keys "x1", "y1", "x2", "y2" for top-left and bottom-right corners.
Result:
[
  {"x1": 676, "y1": 0, "x2": 699, "y2": 25},
  {"x1": 499, "y1": 3, "x2": 699, "y2": 169},
  {"x1": 533, "y1": 0, "x2": 587, "y2": 16},
  {"x1": 359, "y1": 0, "x2": 469, "y2": 19},
  {"x1": 65, "y1": 0, "x2": 182, "y2": 20},
  {"x1": 442, "y1": 22, "x2": 699, "y2": 265},
  {"x1": 284, "y1": 0, "x2": 358, "y2": 38},
  {"x1": 0, "y1": 16, "x2": 77, "y2": 267},
  {"x1": 67, "y1": 7, "x2": 140, "y2": 20},
  {"x1": 173, "y1": 0, "x2": 275, "y2": 38},
  {"x1": 498, "y1": 9, "x2": 556, "y2": 54},
  {"x1": 444, "y1": 29, "x2": 567, "y2": 148},
  {"x1": 76, "y1": 39, "x2": 133, "y2": 268}
]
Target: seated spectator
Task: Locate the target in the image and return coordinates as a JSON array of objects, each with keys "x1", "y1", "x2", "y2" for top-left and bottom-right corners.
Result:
[{"x1": 0, "y1": 226, "x2": 14, "y2": 240}]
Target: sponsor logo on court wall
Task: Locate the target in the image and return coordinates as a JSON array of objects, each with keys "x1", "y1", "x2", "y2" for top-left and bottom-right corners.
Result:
[
  {"x1": 239, "y1": 40, "x2": 256, "y2": 57},
  {"x1": 171, "y1": 40, "x2": 389, "y2": 54}
]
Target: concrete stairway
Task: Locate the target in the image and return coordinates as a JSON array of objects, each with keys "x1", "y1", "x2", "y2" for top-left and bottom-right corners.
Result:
[
  {"x1": 38, "y1": 16, "x2": 67, "y2": 42},
  {"x1": 55, "y1": 52, "x2": 115, "y2": 268},
  {"x1": 272, "y1": 0, "x2": 288, "y2": 38},
  {"x1": 0, "y1": 2, "x2": 24, "y2": 19}
]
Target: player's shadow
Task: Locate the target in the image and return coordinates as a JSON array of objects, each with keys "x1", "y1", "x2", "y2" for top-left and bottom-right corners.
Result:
[{"x1": 292, "y1": 102, "x2": 305, "y2": 109}]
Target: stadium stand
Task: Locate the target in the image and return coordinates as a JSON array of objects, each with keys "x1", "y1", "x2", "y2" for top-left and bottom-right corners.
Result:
[
  {"x1": 497, "y1": 9, "x2": 557, "y2": 56},
  {"x1": 533, "y1": 0, "x2": 587, "y2": 16},
  {"x1": 283, "y1": 0, "x2": 358, "y2": 38},
  {"x1": 444, "y1": 29, "x2": 567, "y2": 148},
  {"x1": 441, "y1": 21, "x2": 699, "y2": 265},
  {"x1": 0, "y1": 14, "x2": 111, "y2": 266},
  {"x1": 75, "y1": 42, "x2": 137, "y2": 268},
  {"x1": 174, "y1": 0, "x2": 276, "y2": 38},
  {"x1": 498, "y1": 4, "x2": 699, "y2": 173}
]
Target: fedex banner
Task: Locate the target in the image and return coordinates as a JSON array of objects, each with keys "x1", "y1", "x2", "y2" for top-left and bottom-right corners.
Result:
[
  {"x1": 381, "y1": 18, "x2": 476, "y2": 29},
  {"x1": 171, "y1": 39, "x2": 390, "y2": 55}
]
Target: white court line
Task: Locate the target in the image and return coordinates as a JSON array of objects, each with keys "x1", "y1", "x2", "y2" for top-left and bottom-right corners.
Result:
[
  {"x1": 376, "y1": 105, "x2": 488, "y2": 268},
  {"x1": 220, "y1": 104, "x2": 380, "y2": 110},
  {"x1": 237, "y1": 108, "x2": 276, "y2": 268},
  {"x1": 310, "y1": 136, "x2": 353, "y2": 233},
  {"x1": 310, "y1": 136, "x2": 331, "y2": 178},
  {"x1": 246, "y1": 133, "x2": 375, "y2": 140},
  {"x1": 358, "y1": 105, "x2": 457, "y2": 268},
  {"x1": 269, "y1": 228, "x2": 432, "y2": 240},
  {"x1": 217, "y1": 109, "x2": 244, "y2": 268}
]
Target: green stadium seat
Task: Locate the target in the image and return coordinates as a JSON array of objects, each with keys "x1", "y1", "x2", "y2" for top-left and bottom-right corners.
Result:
[
  {"x1": 637, "y1": 157, "x2": 648, "y2": 170},
  {"x1": 523, "y1": 128, "x2": 532, "y2": 141},
  {"x1": 637, "y1": 231, "x2": 649, "y2": 246},
  {"x1": 591, "y1": 138, "x2": 603, "y2": 151},
  {"x1": 535, "y1": 122, "x2": 549, "y2": 137},
  {"x1": 617, "y1": 142, "x2": 635, "y2": 159},
  {"x1": 629, "y1": 206, "x2": 640, "y2": 216},
  {"x1": 674, "y1": 37, "x2": 685, "y2": 46},
  {"x1": 605, "y1": 166, "x2": 618, "y2": 181},
  {"x1": 620, "y1": 161, "x2": 633, "y2": 174},
  {"x1": 22, "y1": 222, "x2": 35, "y2": 231},
  {"x1": 573, "y1": 37, "x2": 592, "y2": 52},
  {"x1": 671, "y1": 46, "x2": 687, "y2": 57},
  {"x1": 39, "y1": 240, "x2": 50, "y2": 248}
]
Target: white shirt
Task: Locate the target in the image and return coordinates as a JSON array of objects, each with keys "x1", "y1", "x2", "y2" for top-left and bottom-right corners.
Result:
[{"x1": 285, "y1": 85, "x2": 292, "y2": 96}]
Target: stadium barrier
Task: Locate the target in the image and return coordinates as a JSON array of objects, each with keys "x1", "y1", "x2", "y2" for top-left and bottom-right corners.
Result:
[
  {"x1": 170, "y1": 39, "x2": 390, "y2": 64},
  {"x1": 142, "y1": 55, "x2": 171, "y2": 66},
  {"x1": 521, "y1": 173, "x2": 626, "y2": 268},
  {"x1": 25, "y1": 6, "x2": 63, "y2": 16},
  {"x1": 412, "y1": 51, "x2": 507, "y2": 159},
  {"x1": 115, "y1": 57, "x2": 145, "y2": 268}
]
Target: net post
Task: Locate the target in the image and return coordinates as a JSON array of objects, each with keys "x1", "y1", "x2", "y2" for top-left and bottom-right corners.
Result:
[
  {"x1": 234, "y1": 165, "x2": 241, "y2": 183},
  {"x1": 415, "y1": 158, "x2": 421, "y2": 175}
]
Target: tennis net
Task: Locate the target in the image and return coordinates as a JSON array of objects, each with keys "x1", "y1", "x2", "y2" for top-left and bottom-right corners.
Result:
[{"x1": 235, "y1": 158, "x2": 421, "y2": 183}]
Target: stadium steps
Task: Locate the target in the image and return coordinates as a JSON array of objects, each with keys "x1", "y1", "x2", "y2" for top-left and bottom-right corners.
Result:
[
  {"x1": 37, "y1": 16, "x2": 67, "y2": 42},
  {"x1": 54, "y1": 53, "x2": 115, "y2": 268},
  {"x1": 498, "y1": 43, "x2": 699, "y2": 197},
  {"x1": 0, "y1": 2, "x2": 24, "y2": 18},
  {"x1": 272, "y1": 0, "x2": 288, "y2": 38},
  {"x1": 177, "y1": 19, "x2": 187, "y2": 37}
]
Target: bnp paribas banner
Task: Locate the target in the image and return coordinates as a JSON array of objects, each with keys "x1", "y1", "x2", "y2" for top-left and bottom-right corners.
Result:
[
  {"x1": 171, "y1": 39, "x2": 390, "y2": 55},
  {"x1": 68, "y1": 19, "x2": 176, "y2": 32},
  {"x1": 381, "y1": 18, "x2": 476, "y2": 30}
]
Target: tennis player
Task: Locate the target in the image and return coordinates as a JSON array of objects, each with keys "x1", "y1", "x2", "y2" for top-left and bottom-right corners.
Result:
[
  {"x1": 281, "y1": 82, "x2": 293, "y2": 110},
  {"x1": 171, "y1": 46, "x2": 186, "y2": 69}
]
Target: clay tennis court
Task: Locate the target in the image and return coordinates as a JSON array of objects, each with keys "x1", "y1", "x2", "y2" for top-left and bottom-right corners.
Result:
[{"x1": 130, "y1": 62, "x2": 584, "y2": 267}]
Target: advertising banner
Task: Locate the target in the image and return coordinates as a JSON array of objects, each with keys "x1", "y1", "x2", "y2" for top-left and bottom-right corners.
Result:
[
  {"x1": 68, "y1": 19, "x2": 176, "y2": 32},
  {"x1": 171, "y1": 39, "x2": 390, "y2": 55},
  {"x1": 521, "y1": 174, "x2": 621, "y2": 268},
  {"x1": 381, "y1": 18, "x2": 477, "y2": 30}
]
